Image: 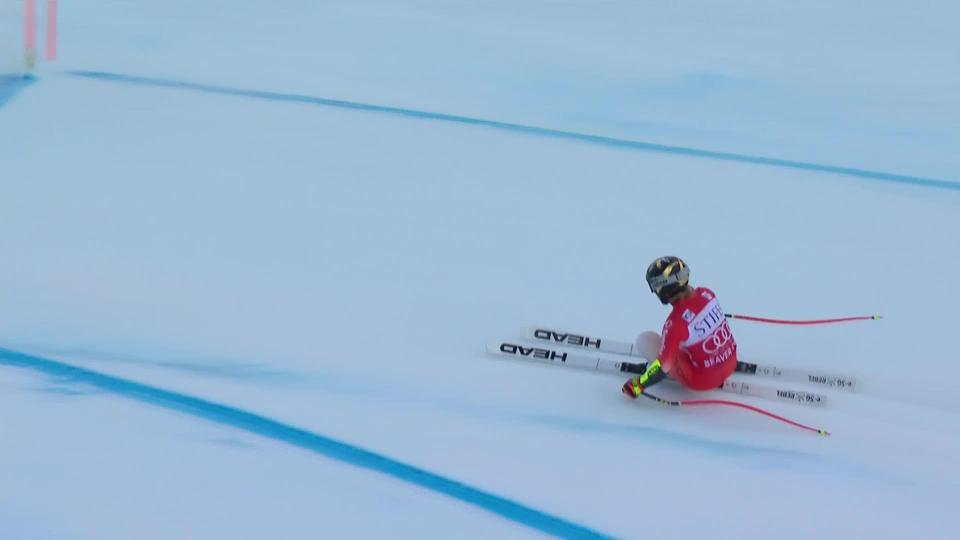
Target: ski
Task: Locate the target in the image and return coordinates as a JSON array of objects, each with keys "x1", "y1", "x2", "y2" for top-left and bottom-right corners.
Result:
[
  {"x1": 719, "y1": 380, "x2": 826, "y2": 407},
  {"x1": 524, "y1": 326, "x2": 857, "y2": 392},
  {"x1": 487, "y1": 342, "x2": 827, "y2": 407}
]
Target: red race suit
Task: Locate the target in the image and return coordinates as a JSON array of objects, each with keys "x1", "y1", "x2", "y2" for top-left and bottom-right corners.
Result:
[{"x1": 658, "y1": 287, "x2": 738, "y2": 390}]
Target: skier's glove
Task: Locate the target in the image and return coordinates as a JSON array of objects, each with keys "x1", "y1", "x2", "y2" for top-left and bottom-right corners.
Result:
[
  {"x1": 621, "y1": 358, "x2": 664, "y2": 398},
  {"x1": 622, "y1": 377, "x2": 644, "y2": 398}
]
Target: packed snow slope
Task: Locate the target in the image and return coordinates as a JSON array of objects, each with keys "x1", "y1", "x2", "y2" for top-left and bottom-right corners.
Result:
[{"x1": 2, "y1": 1, "x2": 960, "y2": 539}]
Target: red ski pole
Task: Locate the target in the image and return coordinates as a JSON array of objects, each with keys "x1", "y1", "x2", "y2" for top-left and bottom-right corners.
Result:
[
  {"x1": 640, "y1": 391, "x2": 830, "y2": 436},
  {"x1": 725, "y1": 313, "x2": 881, "y2": 326}
]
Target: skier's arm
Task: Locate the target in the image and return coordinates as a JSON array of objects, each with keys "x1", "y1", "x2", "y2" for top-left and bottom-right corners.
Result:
[
  {"x1": 623, "y1": 357, "x2": 667, "y2": 396},
  {"x1": 639, "y1": 324, "x2": 682, "y2": 389},
  {"x1": 622, "y1": 320, "x2": 683, "y2": 397}
]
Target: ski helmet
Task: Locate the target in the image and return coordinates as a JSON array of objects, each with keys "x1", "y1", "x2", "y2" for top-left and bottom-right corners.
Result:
[{"x1": 646, "y1": 256, "x2": 690, "y2": 305}]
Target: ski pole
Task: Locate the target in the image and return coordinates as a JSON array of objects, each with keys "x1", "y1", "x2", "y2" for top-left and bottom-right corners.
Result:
[
  {"x1": 639, "y1": 391, "x2": 830, "y2": 436},
  {"x1": 725, "y1": 313, "x2": 881, "y2": 326}
]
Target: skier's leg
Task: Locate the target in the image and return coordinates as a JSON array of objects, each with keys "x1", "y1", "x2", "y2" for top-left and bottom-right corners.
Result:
[{"x1": 678, "y1": 352, "x2": 736, "y2": 391}]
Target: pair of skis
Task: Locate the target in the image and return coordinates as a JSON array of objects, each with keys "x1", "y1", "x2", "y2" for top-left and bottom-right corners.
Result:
[
  {"x1": 490, "y1": 314, "x2": 879, "y2": 435},
  {"x1": 487, "y1": 326, "x2": 860, "y2": 409}
]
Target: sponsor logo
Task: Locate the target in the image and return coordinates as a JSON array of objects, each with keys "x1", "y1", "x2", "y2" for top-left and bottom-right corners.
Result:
[
  {"x1": 777, "y1": 389, "x2": 823, "y2": 404},
  {"x1": 532, "y1": 329, "x2": 601, "y2": 348},
  {"x1": 499, "y1": 343, "x2": 568, "y2": 362},
  {"x1": 682, "y1": 309, "x2": 695, "y2": 322},
  {"x1": 755, "y1": 366, "x2": 783, "y2": 377},
  {"x1": 701, "y1": 324, "x2": 734, "y2": 354},
  {"x1": 701, "y1": 290, "x2": 713, "y2": 300},
  {"x1": 808, "y1": 374, "x2": 855, "y2": 388},
  {"x1": 690, "y1": 302, "x2": 725, "y2": 340},
  {"x1": 723, "y1": 381, "x2": 751, "y2": 394},
  {"x1": 703, "y1": 345, "x2": 734, "y2": 368}
]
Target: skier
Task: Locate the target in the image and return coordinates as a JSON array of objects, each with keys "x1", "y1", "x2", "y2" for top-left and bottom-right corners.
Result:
[{"x1": 622, "y1": 256, "x2": 738, "y2": 398}]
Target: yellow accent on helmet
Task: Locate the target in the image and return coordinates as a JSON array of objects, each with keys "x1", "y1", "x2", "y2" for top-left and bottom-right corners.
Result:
[{"x1": 646, "y1": 257, "x2": 690, "y2": 299}]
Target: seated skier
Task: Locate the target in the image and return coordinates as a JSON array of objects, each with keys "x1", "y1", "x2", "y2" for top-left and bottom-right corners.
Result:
[{"x1": 622, "y1": 256, "x2": 738, "y2": 398}]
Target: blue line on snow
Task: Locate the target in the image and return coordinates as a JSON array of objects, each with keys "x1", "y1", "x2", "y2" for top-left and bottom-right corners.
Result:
[
  {"x1": 0, "y1": 75, "x2": 36, "y2": 109},
  {"x1": 0, "y1": 348, "x2": 611, "y2": 540},
  {"x1": 66, "y1": 70, "x2": 960, "y2": 192}
]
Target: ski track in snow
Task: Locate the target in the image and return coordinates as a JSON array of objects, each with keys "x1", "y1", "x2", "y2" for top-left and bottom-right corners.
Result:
[
  {"x1": 3, "y1": 4, "x2": 958, "y2": 535},
  {"x1": 0, "y1": 347, "x2": 611, "y2": 540},
  {"x1": 59, "y1": 70, "x2": 960, "y2": 192},
  {"x1": 0, "y1": 75, "x2": 36, "y2": 107},
  {"x1": 5, "y1": 343, "x2": 907, "y2": 486}
]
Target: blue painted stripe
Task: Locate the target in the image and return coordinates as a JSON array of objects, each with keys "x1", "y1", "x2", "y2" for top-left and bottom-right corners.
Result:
[
  {"x1": 66, "y1": 69, "x2": 960, "y2": 192},
  {"x1": 0, "y1": 348, "x2": 611, "y2": 539},
  {"x1": 0, "y1": 74, "x2": 36, "y2": 109}
]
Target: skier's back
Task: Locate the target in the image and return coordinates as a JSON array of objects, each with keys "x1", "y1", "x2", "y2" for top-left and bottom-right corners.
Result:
[{"x1": 622, "y1": 256, "x2": 738, "y2": 398}]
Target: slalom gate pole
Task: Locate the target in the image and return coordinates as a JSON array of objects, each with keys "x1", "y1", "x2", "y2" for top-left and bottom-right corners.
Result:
[
  {"x1": 725, "y1": 313, "x2": 881, "y2": 326},
  {"x1": 25, "y1": 0, "x2": 37, "y2": 69},
  {"x1": 46, "y1": 0, "x2": 57, "y2": 61},
  {"x1": 639, "y1": 391, "x2": 830, "y2": 436}
]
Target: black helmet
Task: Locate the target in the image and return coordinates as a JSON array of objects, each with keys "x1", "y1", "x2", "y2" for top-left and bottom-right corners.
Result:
[{"x1": 646, "y1": 256, "x2": 690, "y2": 304}]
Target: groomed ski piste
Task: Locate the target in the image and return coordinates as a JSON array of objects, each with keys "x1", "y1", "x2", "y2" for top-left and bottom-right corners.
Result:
[{"x1": 2, "y1": 2, "x2": 960, "y2": 539}]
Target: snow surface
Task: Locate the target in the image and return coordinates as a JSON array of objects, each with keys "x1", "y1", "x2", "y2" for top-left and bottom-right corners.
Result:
[
  {"x1": 2, "y1": 1, "x2": 960, "y2": 538},
  {"x1": 0, "y1": 0, "x2": 25, "y2": 75}
]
